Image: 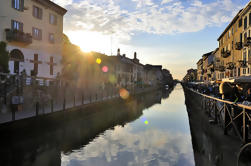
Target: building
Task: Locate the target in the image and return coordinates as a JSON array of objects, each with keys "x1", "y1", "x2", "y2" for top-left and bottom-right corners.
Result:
[
  {"x1": 202, "y1": 52, "x2": 213, "y2": 82},
  {"x1": 217, "y1": 9, "x2": 243, "y2": 79},
  {"x1": 196, "y1": 58, "x2": 203, "y2": 81},
  {"x1": 183, "y1": 68, "x2": 197, "y2": 82},
  {"x1": 0, "y1": 0, "x2": 67, "y2": 81}
]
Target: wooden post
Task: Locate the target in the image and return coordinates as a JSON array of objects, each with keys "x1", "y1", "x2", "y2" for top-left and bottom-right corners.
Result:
[
  {"x1": 11, "y1": 105, "x2": 15, "y2": 121},
  {"x1": 73, "y1": 95, "x2": 76, "y2": 107},
  {"x1": 36, "y1": 102, "x2": 39, "y2": 116},
  {"x1": 82, "y1": 93, "x2": 84, "y2": 104},
  {"x1": 51, "y1": 99, "x2": 53, "y2": 113},
  {"x1": 63, "y1": 97, "x2": 66, "y2": 111},
  {"x1": 242, "y1": 108, "x2": 248, "y2": 143},
  {"x1": 223, "y1": 103, "x2": 228, "y2": 135}
]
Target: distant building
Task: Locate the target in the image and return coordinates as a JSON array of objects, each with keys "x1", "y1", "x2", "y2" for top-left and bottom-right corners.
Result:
[
  {"x1": 0, "y1": 0, "x2": 67, "y2": 80},
  {"x1": 196, "y1": 58, "x2": 203, "y2": 81}
]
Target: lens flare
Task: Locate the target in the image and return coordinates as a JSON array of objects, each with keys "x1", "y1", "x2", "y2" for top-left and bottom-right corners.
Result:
[
  {"x1": 119, "y1": 88, "x2": 129, "y2": 99},
  {"x1": 96, "y1": 58, "x2": 102, "y2": 64},
  {"x1": 144, "y1": 120, "x2": 149, "y2": 125},
  {"x1": 102, "y1": 66, "x2": 108, "y2": 72}
]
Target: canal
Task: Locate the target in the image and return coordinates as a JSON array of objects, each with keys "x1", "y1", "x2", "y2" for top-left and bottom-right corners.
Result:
[
  {"x1": 0, "y1": 84, "x2": 195, "y2": 166},
  {"x1": 61, "y1": 84, "x2": 195, "y2": 166}
]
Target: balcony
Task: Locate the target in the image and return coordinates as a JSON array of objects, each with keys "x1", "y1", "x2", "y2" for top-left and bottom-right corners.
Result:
[
  {"x1": 226, "y1": 62, "x2": 235, "y2": 70},
  {"x1": 235, "y1": 42, "x2": 242, "y2": 50},
  {"x1": 243, "y1": 37, "x2": 251, "y2": 47},
  {"x1": 215, "y1": 65, "x2": 225, "y2": 72},
  {"x1": 238, "y1": 60, "x2": 248, "y2": 68},
  {"x1": 5, "y1": 29, "x2": 32, "y2": 44},
  {"x1": 221, "y1": 50, "x2": 231, "y2": 58}
]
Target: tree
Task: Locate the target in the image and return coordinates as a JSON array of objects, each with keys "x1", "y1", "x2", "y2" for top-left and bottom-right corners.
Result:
[{"x1": 0, "y1": 41, "x2": 9, "y2": 73}]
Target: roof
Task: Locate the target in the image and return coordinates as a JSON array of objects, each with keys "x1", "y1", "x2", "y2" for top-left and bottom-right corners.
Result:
[
  {"x1": 202, "y1": 51, "x2": 213, "y2": 60},
  {"x1": 217, "y1": 9, "x2": 243, "y2": 41},
  {"x1": 32, "y1": 0, "x2": 67, "y2": 15},
  {"x1": 196, "y1": 58, "x2": 203, "y2": 65}
]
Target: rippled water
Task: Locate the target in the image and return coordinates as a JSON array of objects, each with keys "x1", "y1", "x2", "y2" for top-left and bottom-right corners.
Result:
[{"x1": 61, "y1": 84, "x2": 195, "y2": 166}]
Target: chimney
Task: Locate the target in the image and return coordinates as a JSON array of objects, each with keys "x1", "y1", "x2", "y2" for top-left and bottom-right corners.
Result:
[
  {"x1": 122, "y1": 54, "x2": 126, "y2": 57},
  {"x1": 134, "y1": 52, "x2": 137, "y2": 59},
  {"x1": 117, "y1": 48, "x2": 120, "y2": 56}
]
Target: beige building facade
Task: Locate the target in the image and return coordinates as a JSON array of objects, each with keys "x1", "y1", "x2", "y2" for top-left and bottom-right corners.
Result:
[{"x1": 0, "y1": 0, "x2": 66, "y2": 80}]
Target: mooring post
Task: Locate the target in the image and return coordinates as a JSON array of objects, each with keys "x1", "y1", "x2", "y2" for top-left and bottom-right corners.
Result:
[
  {"x1": 51, "y1": 99, "x2": 53, "y2": 113},
  {"x1": 36, "y1": 102, "x2": 39, "y2": 116},
  {"x1": 242, "y1": 108, "x2": 248, "y2": 143},
  {"x1": 90, "y1": 94, "x2": 92, "y2": 103},
  {"x1": 96, "y1": 93, "x2": 98, "y2": 101}
]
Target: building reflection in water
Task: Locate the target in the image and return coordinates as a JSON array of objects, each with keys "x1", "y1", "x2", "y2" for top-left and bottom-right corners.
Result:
[{"x1": 0, "y1": 87, "x2": 182, "y2": 166}]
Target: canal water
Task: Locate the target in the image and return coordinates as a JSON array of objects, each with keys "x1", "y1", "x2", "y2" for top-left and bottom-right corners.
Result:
[
  {"x1": 61, "y1": 84, "x2": 195, "y2": 166},
  {"x1": 0, "y1": 84, "x2": 195, "y2": 166}
]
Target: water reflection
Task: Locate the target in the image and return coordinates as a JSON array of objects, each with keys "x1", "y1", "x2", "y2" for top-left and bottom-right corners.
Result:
[
  {"x1": 62, "y1": 84, "x2": 194, "y2": 166},
  {"x1": 0, "y1": 84, "x2": 195, "y2": 166}
]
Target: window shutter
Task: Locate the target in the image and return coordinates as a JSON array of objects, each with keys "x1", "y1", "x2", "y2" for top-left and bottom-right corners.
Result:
[
  {"x1": 54, "y1": 15, "x2": 57, "y2": 25},
  {"x1": 32, "y1": 27, "x2": 35, "y2": 38},
  {"x1": 39, "y1": 8, "x2": 43, "y2": 19},
  {"x1": 11, "y1": 20, "x2": 14, "y2": 30},
  {"x1": 249, "y1": 13, "x2": 251, "y2": 26},
  {"x1": 12, "y1": 0, "x2": 15, "y2": 8},
  {"x1": 39, "y1": 29, "x2": 42, "y2": 40},
  {"x1": 33, "y1": 6, "x2": 35, "y2": 17},
  {"x1": 20, "y1": 0, "x2": 24, "y2": 11},
  {"x1": 20, "y1": 22, "x2": 23, "y2": 32}
]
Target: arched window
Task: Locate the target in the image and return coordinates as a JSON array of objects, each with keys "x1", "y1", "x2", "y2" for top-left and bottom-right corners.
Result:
[{"x1": 9, "y1": 49, "x2": 24, "y2": 62}]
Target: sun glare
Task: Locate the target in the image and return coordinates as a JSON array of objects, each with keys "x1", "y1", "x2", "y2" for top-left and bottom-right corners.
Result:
[{"x1": 67, "y1": 30, "x2": 111, "y2": 53}]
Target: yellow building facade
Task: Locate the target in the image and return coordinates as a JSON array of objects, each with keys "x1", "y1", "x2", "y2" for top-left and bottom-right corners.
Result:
[{"x1": 0, "y1": 0, "x2": 66, "y2": 80}]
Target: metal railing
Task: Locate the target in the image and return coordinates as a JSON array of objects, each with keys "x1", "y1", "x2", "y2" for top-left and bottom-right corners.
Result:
[{"x1": 186, "y1": 87, "x2": 251, "y2": 143}]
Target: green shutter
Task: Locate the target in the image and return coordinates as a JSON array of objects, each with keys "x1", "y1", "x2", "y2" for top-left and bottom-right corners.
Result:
[{"x1": 20, "y1": 0, "x2": 24, "y2": 11}]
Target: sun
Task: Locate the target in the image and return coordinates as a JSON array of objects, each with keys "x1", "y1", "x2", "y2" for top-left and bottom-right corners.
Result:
[{"x1": 66, "y1": 30, "x2": 111, "y2": 53}]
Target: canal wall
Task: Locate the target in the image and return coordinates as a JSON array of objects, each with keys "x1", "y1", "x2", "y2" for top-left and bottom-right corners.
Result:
[
  {"x1": 0, "y1": 84, "x2": 166, "y2": 125},
  {"x1": 183, "y1": 87, "x2": 242, "y2": 166},
  {"x1": 0, "y1": 88, "x2": 173, "y2": 166}
]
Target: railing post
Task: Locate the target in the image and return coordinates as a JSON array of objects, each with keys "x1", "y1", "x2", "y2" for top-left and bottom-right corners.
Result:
[
  {"x1": 214, "y1": 100, "x2": 217, "y2": 123},
  {"x1": 242, "y1": 108, "x2": 248, "y2": 143},
  {"x1": 51, "y1": 99, "x2": 53, "y2": 113},
  {"x1": 96, "y1": 93, "x2": 98, "y2": 101}
]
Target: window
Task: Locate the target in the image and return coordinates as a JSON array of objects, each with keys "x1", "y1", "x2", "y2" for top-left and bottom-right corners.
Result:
[
  {"x1": 48, "y1": 33, "x2": 54, "y2": 43},
  {"x1": 239, "y1": 18, "x2": 242, "y2": 27},
  {"x1": 33, "y1": 6, "x2": 42, "y2": 19},
  {"x1": 249, "y1": 13, "x2": 251, "y2": 26},
  {"x1": 228, "y1": 30, "x2": 231, "y2": 38},
  {"x1": 12, "y1": 0, "x2": 24, "y2": 11},
  {"x1": 232, "y1": 27, "x2": 234, "y2": 35},
  {"x1": 50, "y1": 57, "x2": 54, "y2": 75},
  {"x1": 244, "y1": 16, "x2": 247, "y2": 29},
  {"x1": 243, "y1": 69, "x2": 246, "y2": 74},
  {"x1": 49, "y1": 14, "x2": 57, "y2": 25},
  {"x1": 11, "y1": 20, "x2": 23, "y2": 31},
  {"x1": 32, "y1": 27, "x2": 42, "y2": 40}
]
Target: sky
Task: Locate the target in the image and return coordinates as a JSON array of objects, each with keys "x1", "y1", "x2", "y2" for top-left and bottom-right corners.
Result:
[{"x1": 52, "y1": 0, "x2": 250, "y2": 80}]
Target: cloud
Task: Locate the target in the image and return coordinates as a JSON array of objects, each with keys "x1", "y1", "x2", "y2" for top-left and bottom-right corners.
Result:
[
  {"x1": 161, "y1": 0, "x2": 174, "y2": 5},
  {"x1": 61, "y1": 125, "x2": 194, "y2": 166},
  {"x1": 54, "y1": 0, "x2": 241, "y2": 40}
]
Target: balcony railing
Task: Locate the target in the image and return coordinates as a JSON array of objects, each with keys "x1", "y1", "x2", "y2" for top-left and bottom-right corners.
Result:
[
  {"x1": 5, "y1": 29, "x2": 32, "y2": 44},
  {"x1": 221, "y1": 50, "x2": 231, "y2": 58},
  {"x1": 226, "y1": 62, "x2": 235, "y2": 70},
  {"x1": 215, "y1": 65, "x2": 225, "y2": 72},
  {"x1": 238, "y1": 60, "x2": 248, "y2": 68},
  {"x1": 243, "y1": 37, "x2": 251, "y2": 47},
  {"x1": 235, "y1": 42, "x2": 242, "y2": 50}
]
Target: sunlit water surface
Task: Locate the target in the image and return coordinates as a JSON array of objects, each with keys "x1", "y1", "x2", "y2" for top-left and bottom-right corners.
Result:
[{"x1": 61, "y1": 84, "x2": 195, "y2": 166}]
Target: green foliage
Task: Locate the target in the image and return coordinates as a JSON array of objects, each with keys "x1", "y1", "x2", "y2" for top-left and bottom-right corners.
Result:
[{"x1": 0, "y1": 41, "x2": 9, "y2": 73}]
